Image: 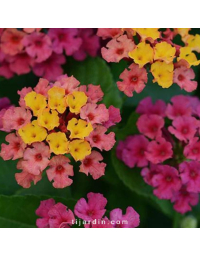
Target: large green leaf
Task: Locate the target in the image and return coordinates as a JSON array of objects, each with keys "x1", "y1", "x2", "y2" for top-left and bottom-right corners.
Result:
[
  {"x1": 65, "y1": 57, "x2": 123, "y2": 109},
  {"x1": 0, "y1": 195, "x2": 76, "y2": 228}
]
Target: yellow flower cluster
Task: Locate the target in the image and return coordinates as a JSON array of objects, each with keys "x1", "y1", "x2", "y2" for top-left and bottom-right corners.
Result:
[
  {"x1": 128, "y1": 28, "x2": 200, "y2": 88},
  {"x1": 18, "y1": 86, "x2": 93, "y2": 161}
]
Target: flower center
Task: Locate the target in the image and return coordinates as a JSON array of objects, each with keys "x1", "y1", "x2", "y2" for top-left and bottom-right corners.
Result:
[
  {"x1": 35, "y1": 153, "x2": 42, "y2": 161},
  {"x1": 56, "y1": 165, "x2": 64, "y2": 172},
  {"x1": 12, "y1": 36, "x2": 20, "y2": 43},
  {"x1": 88, "y1": 113, "x2": 94, "y2": 121},
  {"x1": 166, "y1": 176, "x2": 172, "y2": 182},
  {"x1": 116, "y1": 48, "x2": 124, "y2": 55},
  {"x1": 131, "y1": 76, "x2": 138, "y2": 82},
  {"x1": 17, "y1": 118, "x2": 25, "y2": 126},
  {"x1": 182, "y1": 127, "x2": 188, "y2": 134},
  {"x1": 178, "y1": 74, "x2": 185, "y2": 81},
  {"x1": 35, "y1": 40, "x2": 42, "y2": 47},
  {"x1": 92, "y1": 135, "x2": 100, "y2": 143}
]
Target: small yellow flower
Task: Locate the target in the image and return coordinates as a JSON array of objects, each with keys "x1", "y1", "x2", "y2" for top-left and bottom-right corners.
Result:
[
  {"x1": 154, "y1": 42, "x2": 176, "y2": 64},
  {"x1": 151, "y1": 61, "x2": 174, "y2": 88},
  {"x1": 67, "y1": 118, "x2": 93, "y2": 139},
  {"x1": 68, "y1": 139, "x2": 91, "y2": 161},
  {"x1": 186, "y1": 34, "x2": 200, "y2": 53},
  {"x1": 37, "y1": 109, "x2": 59, "y2": 130},
  {"x1": 46, "y1": 132, "x2": 69, "y2": 155},
  {"x1": 129, "y1": 42, "x2": 154, "y2": 68},
  {"x1": 18, "y1": 120, "x2": 47, "y2": 144},
  {"x1": 133, "y1": 28, "x2": 160, "y2": 40},
  {"x1": 24, "y1": 91, "x2": 47, "y2": 116},
  {"x1": 48, "y1": 86, "x2": 67, "y2": 114},
  {"x1": 178, "y1": 47, "x2": 200, "y2": 67},
  {"x1": 66, "y1": 91, "x2": 88, "y2": 114}
]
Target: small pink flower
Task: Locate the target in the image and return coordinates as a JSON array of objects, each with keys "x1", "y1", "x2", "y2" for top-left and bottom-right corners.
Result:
[
  {"x1": 179, "y1": 161, "x2": 200, "y2": 193},
  {"x1": 184, "y1": 137, "x2": 200, "y2": 161},
  {"x1": 103, "y1": 105, "x2": 122, "y2": 129},
  {"x1": 117, "y1": 63, "x2": 148, "y2": 97},
  {"x1": 22, "y1": 32, "x2": 52, "y2": 63},
  {"x1": 32, "y1": 53, "x2": 65, "y2": 81},
  {"x1": 97, "y1": 28, "x2": 122, "y2": 39},
  {"x1": 79, "y1": 84, "x2": 104, "y2": 103},
  {"x1": 73, "y1": 28, "x2": 100, "y2": 61},
  {"x1": 34, "y1": 78, "x2": 50, "y2": 96},
  {"x1": 80, "y1": 103, "x2": 109, "y2": 125},
  {"x1": 174, "y1": 67, "x2": 197, "y2": 92},
  {"x1": 46, "y1": 155, "x2": 74, "y2": 188},
  {"x1": 15, "y1": 160, "x2": 42, "y2": 188},
  {"x1": 141, "y1": 164, "x2": 158, "y2": 186},
  {"x1": 1, "y1": 28, "x2": 25, "y2": 55},
  {"x1": 17, "y1": 87, "x2": 32, "y2": 107},
  {"x1": 36, "y1": 199, "x2": 55, "y2": 228},
  {"x1": 109, "y1": 207, "x2": 140, "y2": 228},
  {"x1": 87, "y1": 125, "x2": 115, "y2": 151},
  {"x1": 137, "y1": 114, "x2": 164, "y2": 140},
  {"x1": 21, "y1": 142, "x2": 50, "y2": 175},
  {"x1": 48, "y1": 203, "x2": 75, "y2": 228},
  {"x1": 2, "y1": 107, "x2": 32, "y2": 131},
  {"x1": 116, "y1": 140, "x2": 126, "y2": 160},
  {"x1": 7, "y1": 52, "x2": 34, "y2": 75},
  {"x1": 48, "y1": 28, "x2": 82, "y2": 56},
  {"x1": 102, "y1": 35, "x2": 135, "y2": 63},
  {"x1": 168, "y1": 116, "x2": 199, "y2": 142},
  {"x1": 74, "y1": 192, "x2": 107, "y2": 221},
  {"x1": 120, "y1": 135, "x2": 149, "y2": 168},
  {"x1": 79, "y1": 151, "x2": 106, "y2": 179},
  {"x1": 136, "y1": 97, "x2": 166, "y2": 117},
  {"x1": 151, "y1": 165, "x2": 181, "y2": 200},
  {"x1": 166, "y1": 95, "x2": 192, "y2": 120},
  {"x1": 57, "y1": 75, "x2": 80, "y2": 94},
  {"x1": 145, "y1": 138, "x2": 173, "y2": 164},
  {"x1": 171, "y1": 185, "x2": 199, "y2": 214},
  {"x1": 0, "y1": 133, "x2": 26, "y2": 160},
  {"x1": 0, "y1": 97, "x2": 13, "y2": 131}
]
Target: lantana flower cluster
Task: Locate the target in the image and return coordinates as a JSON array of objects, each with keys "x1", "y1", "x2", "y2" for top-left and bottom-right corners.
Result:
[
  {"x1": 0, "y1": 75, "x2": 121, "y2": 188},
  {"x1": 97, "y1": 28, "x2": 200, "y2": 96},
  {"x1": 0, "y1": 28, "x2": 100, "y2": 81},
  {"x1": 117, "y1": 95, "x2": 200, "y2": 214},
  {"x1": 36, "y1": 192, "x2": 140, "y2": 228}
]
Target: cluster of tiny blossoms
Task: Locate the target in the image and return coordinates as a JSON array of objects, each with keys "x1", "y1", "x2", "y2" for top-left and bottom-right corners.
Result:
[
  {"x1": 35, "y1": 192, "x2": 140, "y2": 228},
  {"x1": 0, "y1": 28, "x2": 100, "y2": 81},
  {"x1": 97, "y1": 28, "x2": 200, "y2": 96},
  {"x1": 117, "y1": 95, "x2": 200, "y2": 214},
  {"x1": 0, "y1": 75, "x2": 121, "y2": 188}
]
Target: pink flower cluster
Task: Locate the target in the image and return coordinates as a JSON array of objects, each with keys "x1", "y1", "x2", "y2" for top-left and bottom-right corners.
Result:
[
  {"x1": 117, "y1": 95, "x2": 200, "y2": 214},
  {"x1": 0, "y1": 75, "x2": 121, "y2": 189},
  {"x1": 36, "y1": 192, "x2": 140, "y2": 228},
  {"x1": 0, "y1": 28, "x2": 100, "y2": 81}
]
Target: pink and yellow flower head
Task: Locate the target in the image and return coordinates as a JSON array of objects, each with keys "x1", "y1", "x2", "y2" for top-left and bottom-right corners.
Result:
[
  {"x1": 0, "y1": 76, "x2": 121, "y2": 189},
  {"x1": 98, "y1": 28, "x2": 200, "y2": 95}
]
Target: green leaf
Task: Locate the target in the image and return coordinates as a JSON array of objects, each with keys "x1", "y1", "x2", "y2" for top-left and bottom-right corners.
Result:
[
  {"x1": 111, "y1": 149, "x2": 174, "y2": 218},
  {"x1": 65, "y1": 57, "x2": 123, "y2": 109},
  {"x1": 0, "y1": 195, "x2": 76, "y2": 228},
  {"x1": 115, "y1": 112, "x2": 139, "y2": 140}
]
